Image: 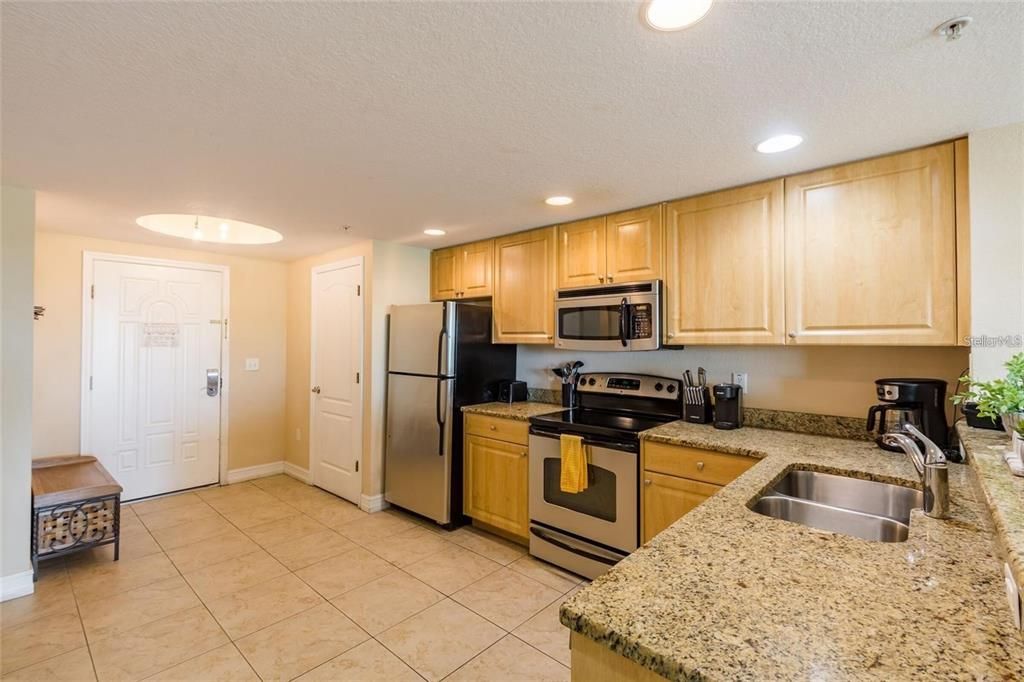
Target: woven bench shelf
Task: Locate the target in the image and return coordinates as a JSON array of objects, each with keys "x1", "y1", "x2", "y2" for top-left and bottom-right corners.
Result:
[{"x1": 31, "y1": 455, "x2": 123, "y2": 579}]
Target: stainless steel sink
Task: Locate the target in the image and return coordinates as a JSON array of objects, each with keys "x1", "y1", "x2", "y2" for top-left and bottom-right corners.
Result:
[{"x1": 751, "y1": 470, "x2": 923, "y2": 542}]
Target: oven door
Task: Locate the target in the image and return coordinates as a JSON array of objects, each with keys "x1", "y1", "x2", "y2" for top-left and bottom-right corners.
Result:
[{"x1": 528, "y1": 432, "x2": 638, "y2": 553}]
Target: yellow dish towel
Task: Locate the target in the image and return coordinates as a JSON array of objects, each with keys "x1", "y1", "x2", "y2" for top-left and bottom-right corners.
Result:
[{"x1": 559, "y1": 434, "x2": 589, "y2": 493}]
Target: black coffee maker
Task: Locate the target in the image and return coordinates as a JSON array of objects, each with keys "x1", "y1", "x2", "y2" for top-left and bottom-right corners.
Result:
[{"x1": 867, "y1": 378, "x2": 949, "y2": 452}]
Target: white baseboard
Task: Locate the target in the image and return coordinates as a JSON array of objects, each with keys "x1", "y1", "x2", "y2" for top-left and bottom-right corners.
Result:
[
  {"x1": 360, "y1": 493, "x2": 389, "y2": 513},
  {"x1": 226, "y1": 461, "x2": 285, "y2": 484},
  {"x1": 1, "y1": 570, "x2": 35, "y2": 602},
  {"x1": 283, "y1": 462, "x2": 310, "y2": 484}
]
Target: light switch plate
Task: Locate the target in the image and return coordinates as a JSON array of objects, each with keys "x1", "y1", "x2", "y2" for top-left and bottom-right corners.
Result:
[{"x1": 245, "y1": 358, "x2": 260, "y2": 371}]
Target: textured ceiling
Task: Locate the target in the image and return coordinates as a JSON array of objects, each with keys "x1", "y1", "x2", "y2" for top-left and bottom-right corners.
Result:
[{"x1": 3, "y1": 1, "x2": 1022, "y2": 261}]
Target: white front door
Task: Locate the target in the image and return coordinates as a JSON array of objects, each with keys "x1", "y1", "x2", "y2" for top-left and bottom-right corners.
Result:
[
  {"x1": 310, "y1": 259, "x2": 363, "y2": 503},
  {"x1": 86, "y1": 256, "x2": 225, "y2": 501}
]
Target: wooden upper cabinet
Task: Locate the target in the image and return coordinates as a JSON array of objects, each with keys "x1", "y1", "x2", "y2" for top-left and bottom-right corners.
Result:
[
  {"x1": 605, "y1": 205, "x2": 663, "y2": 284},
  {"x1": 430, "y1": 240, "x2": 493, "y2": 301},
  {"x1": 557, "y1": 217, "x2": 607, "y2": 289},
  {"x1": 664, "y1": 180, "x2": 785, "y2": 345},
  {"x1": 493, "y1": 227, "x2": 557, "y2": 344},
  {"x1": 785, "y1": 143, "x2": 957, "y2": 345},
  {"x1": 459, "y1": 240, "x2": 494, "y2": 298},
  {"x1": 430, "y1": 247, "x2": 458, "y2": 301}
]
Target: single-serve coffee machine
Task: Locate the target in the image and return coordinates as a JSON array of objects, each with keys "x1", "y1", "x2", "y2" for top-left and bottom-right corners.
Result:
[{"x1": 867, "y1": 378, "x2": 949, "y2": 452}]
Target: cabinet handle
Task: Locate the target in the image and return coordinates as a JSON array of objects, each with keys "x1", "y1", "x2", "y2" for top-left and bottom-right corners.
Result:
[
  {"x1": 607, "y1": 275, "x2": 614, "y2": 282},
  {"x1": 696, "y1": 461, "x2": 705, "y2": 471},
  {"x1": 667, "y1": 332, "x2": 675, "y2": 339},
  {"x1": 598, "y1": 276, "x2": 605, "y2": 283},
  {"x1": 643, "y1": 479, "x2": 652, "y2": 486},
  {"x1": 489, "y1": 425, "x2": 496, "y2": 430},
  {"x1": 788, "y1": 332, "x2": 796, "y2": 338},
  {"x1": 520, "y1": 450, "x2": 528, "y2": 457}
]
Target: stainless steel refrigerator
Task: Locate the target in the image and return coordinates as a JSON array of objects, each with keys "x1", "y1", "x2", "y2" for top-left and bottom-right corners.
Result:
[{"x1": 384, "y1": 302, "x2": 516, "y2": 526}]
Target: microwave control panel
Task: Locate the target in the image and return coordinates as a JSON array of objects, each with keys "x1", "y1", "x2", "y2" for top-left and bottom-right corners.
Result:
[{"x1": 630, "y1": 303, "x2": 653, "y2": 339}]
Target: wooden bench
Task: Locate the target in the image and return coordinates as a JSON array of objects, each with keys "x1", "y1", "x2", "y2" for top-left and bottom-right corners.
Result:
[{"x1": 31, "y1": 455, "x2": 123, "y2": 579}]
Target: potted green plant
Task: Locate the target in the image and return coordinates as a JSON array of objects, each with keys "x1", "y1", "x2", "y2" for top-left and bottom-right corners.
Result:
[{"x1": 953, "y1": 352, "x2": 1024, "y2": 436}]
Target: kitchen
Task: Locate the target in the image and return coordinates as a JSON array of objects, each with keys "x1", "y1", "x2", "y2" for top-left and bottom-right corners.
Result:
[{"x1": 2, "y1": 1, "x2": 1022, "y2": 681}]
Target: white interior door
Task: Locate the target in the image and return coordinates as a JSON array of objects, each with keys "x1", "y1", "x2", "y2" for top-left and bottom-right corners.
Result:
[
  {"x1": 86, "y1": 257, "x2": 225, "y2": 501},
  {"x1": 310, "y1": 259, "x2": 363, "y2": 503}
]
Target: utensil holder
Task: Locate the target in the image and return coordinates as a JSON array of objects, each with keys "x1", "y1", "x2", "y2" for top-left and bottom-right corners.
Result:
[{"x1": 683, "y1": 387, "x2": 712, "y2": 424}]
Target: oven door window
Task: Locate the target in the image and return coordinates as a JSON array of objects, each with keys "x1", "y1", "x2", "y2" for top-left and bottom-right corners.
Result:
[
  {"x1": 542, "y1": 458, "x2": 616, "y2": 522},
  {"x1": 558, "y1": 306, "x2": 622, "y2": 341}
]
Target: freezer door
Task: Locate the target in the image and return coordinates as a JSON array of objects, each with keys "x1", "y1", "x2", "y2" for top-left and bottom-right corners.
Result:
[
  {"x1": 388, "y1": 303, "x2": 455, "y2": 377},
  {"x1": 384, "y1": 372, "x2": 454, "y2": 523}
]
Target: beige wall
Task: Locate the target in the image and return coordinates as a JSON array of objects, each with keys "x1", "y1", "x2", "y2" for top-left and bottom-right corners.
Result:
[
  {"x1": 32, "y1": 232, "x2": 288, "y2": 472},
  {"x1": 517, "y1": 345, "x2": 969, "y2": 419},
  {"x1": 968, "y1": 121, "x2": 1024, "y2": 381},
  {"x1": 2, "y1": 186, "x2": 36, "y2": 591}
]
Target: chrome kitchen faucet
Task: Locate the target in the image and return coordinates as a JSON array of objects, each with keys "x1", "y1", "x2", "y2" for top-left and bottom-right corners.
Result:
[{"x1": 881, "y1": 423, "x2": 950, "y2": 519}]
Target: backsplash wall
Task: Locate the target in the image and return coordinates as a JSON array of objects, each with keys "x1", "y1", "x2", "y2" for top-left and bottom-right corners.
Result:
[{"x1": 515, "y1": 345, "x2": 969, "y2": 419}]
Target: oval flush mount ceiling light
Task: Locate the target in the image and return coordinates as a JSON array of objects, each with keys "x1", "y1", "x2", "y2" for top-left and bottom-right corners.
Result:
[
  {"x1": 756, "y1": 134, "x2": 804, "y2": 154},
  {"x1": 644, "y1": 0, "x2": 714, "y2": 31},
  {"x1": 423, "y1": 228, "x2": 446, "y2": 236},
  {"x1": 545, "y1": 196, "x2": 574, "y2": 206},
  {"x1": 137, "y1": 214, "x2": 283, "y2": 244}
]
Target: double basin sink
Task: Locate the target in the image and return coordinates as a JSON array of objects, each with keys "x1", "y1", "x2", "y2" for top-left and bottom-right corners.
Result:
[{"x1": 751, "y1": 469, "x2": 923, "y2": 542}]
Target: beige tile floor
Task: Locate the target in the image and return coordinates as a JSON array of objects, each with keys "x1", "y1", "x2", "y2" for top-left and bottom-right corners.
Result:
[{"x1": 0, "y1": 475, "x2": 585, "y2": 681}]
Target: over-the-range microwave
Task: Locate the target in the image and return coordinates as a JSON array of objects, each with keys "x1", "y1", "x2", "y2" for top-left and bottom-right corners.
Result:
[{"x1": 554, "y1": 280, "x2": 661, "y2": 351}]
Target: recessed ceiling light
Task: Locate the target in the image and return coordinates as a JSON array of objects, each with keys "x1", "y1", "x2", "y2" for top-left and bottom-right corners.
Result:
[
  {"x1": 756, "y1": 134, "x2": 804, "y2": 154},
  {"x1": 424, "y1": 228, "x2": 446, "y2": 236},
  {"x1": 137, "y1": 214, "x2": 282, "y2": 244},
  {"x1": 643, "y1": 0, "x2": 714, "y2": 31},
  {"x1": 545, "y1": 196, "x2": 574, "y2": 206}
]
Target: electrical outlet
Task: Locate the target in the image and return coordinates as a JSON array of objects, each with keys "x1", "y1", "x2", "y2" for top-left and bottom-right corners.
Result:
[
  {"x1": 732, "y1": 372, "x2": 749, "y2": 393},
  {"x1": 245, "y1": 358, "x2": 260, "y2": 371}
]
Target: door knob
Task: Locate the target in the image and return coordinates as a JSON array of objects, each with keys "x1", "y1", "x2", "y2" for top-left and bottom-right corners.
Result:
[
  {"x1": 598, "y1": 276, "x2": 605, "y2": 283},
  {"x1": 607, "y1": 276, "x2": 614, "y2": 282},
  {"x1": 644, "y1": 479, "x2": 652, "y2": 486},
  {"x1": 696, "y1": 461, "x2": 705, "y2": 471},
  {"x1": 788, "y1": 332, "x2": 796, "y2": 338},
  {"x1": 312, "y1": 385, "x2": 321, "y2": 394}
]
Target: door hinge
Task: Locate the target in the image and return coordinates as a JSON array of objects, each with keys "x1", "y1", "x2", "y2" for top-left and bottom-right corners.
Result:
[
  {"x1": 90, "y1": 285, "x2": 95, "y2": 299},
  {"x1": 356, "y1": 285, "x2": 361, "y2": 296},
  {"x1": 223, "y1": 318, "x2": 228, "y2": 340},
  {"x1": 355, "y1": 461, "x2": 359, "y2": 473},
  {"x1": 355, "y1": 372, "x2": 360, "y2": 384},
  {"x1": 89, "y1": 376, "x2": 93, "y2": 390}
]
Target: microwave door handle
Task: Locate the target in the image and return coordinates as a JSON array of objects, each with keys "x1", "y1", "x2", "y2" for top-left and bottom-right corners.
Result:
[{"x1": 619, "y1": 298, "x2": 629, "y2": 347}]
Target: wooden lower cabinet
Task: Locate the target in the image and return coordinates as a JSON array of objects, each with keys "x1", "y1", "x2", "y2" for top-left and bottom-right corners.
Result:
[
  {"x1": 641, "y1": 441, "x2": 756, "y2": 544},
  {"x1": 463, "y1": 432, "x2": 529, "y2": 540},
  {"x1": 643, "y1": 472, "x2": 720, "y2": 543}
]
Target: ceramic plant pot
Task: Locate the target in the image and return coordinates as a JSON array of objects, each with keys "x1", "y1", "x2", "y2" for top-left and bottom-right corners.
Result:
[{"x1": 1001, "y1": 411, "x2": 1024, "y2": 437}]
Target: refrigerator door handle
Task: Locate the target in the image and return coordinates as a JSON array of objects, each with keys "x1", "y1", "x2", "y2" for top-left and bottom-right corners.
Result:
[{"x1": 435, "y1": 378, "x2": 446, "y2": 456}]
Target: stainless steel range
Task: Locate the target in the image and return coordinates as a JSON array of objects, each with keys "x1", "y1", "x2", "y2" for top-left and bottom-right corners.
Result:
[{"x1": 527, "y1": 373, "x2": 681, "y2": 579}]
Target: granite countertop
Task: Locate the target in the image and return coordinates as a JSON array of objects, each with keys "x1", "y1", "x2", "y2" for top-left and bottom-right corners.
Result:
[
  {"x1": 461, "y1": 400, "x2": 561, "y2": 421},
  {"x1": 958, "y1": 424, "x2": 1024, "y2": 591},
  {"x1": 561, "y1": 421, "x2": 1024, "y2": 680}
]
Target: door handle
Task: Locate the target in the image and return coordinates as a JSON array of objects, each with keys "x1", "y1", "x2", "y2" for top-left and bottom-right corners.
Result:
[
  {"x1": 206, "y1": 369, "x2": 221, "y2": 397},
  {"x1": 312, "y1": 385, "x2": 321, "y2": 394}
]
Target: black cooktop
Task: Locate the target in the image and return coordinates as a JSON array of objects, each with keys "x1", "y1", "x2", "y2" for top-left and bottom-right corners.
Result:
[{"x1": 529, "y1": 408, "x2": 675, "y2": 442}]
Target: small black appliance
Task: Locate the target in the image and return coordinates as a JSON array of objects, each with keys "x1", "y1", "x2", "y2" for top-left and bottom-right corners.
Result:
[
  {"x1": 867, "y1": 378, "x2": 950, "y2": 452},
  {"x1": 712, "y1": 383, "x2": 743, "y2": 430},
  {"x1": 498, "y1": 380, "x2": 527, "y2": 403}
]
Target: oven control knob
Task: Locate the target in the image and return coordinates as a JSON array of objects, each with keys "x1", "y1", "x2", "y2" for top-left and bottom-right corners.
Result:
[
  {"x1": 588, "y1": 377, "x2": 596, "y2": 386},
  {"x1": 666, "y1": 384, "x2": 676, "y2": 394},
  {"x1": 654, "y1": 382, "x2": 663, "y2": 392}
]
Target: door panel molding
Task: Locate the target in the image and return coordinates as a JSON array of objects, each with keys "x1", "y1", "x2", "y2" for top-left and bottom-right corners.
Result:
[{"x1": 81, "y1": 251, "x2": 230, "y2": 490}]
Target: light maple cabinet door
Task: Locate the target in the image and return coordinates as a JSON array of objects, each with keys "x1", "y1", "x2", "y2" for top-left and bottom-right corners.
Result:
[
  {"x1": 785, "y1": 143, "x2": 957, "y2": 345},
  {"x1": 557, "y1": 217, "x2": 607, "y2": 289},
  {"x1": 605, "y1": 205, "x2": 663, "y2": 284},
  {"x1": 459, "y1": 239, "x2": 494, "y2": 298},
  {"x1": 493, "y1": 227, "x2": 557, "y2": 344},
  {"x1": 664, "y1": 180, "x2": 785, "y2": 345},
  {"x1": 463, "y1": 434, "x2": 529, "y2": 539},
  {"x1": 430, "y1": 247, "x2": 458, "y2": 301},
  {"x1": 642, "y1": 472, "x2": 720, "y2": 543}
]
